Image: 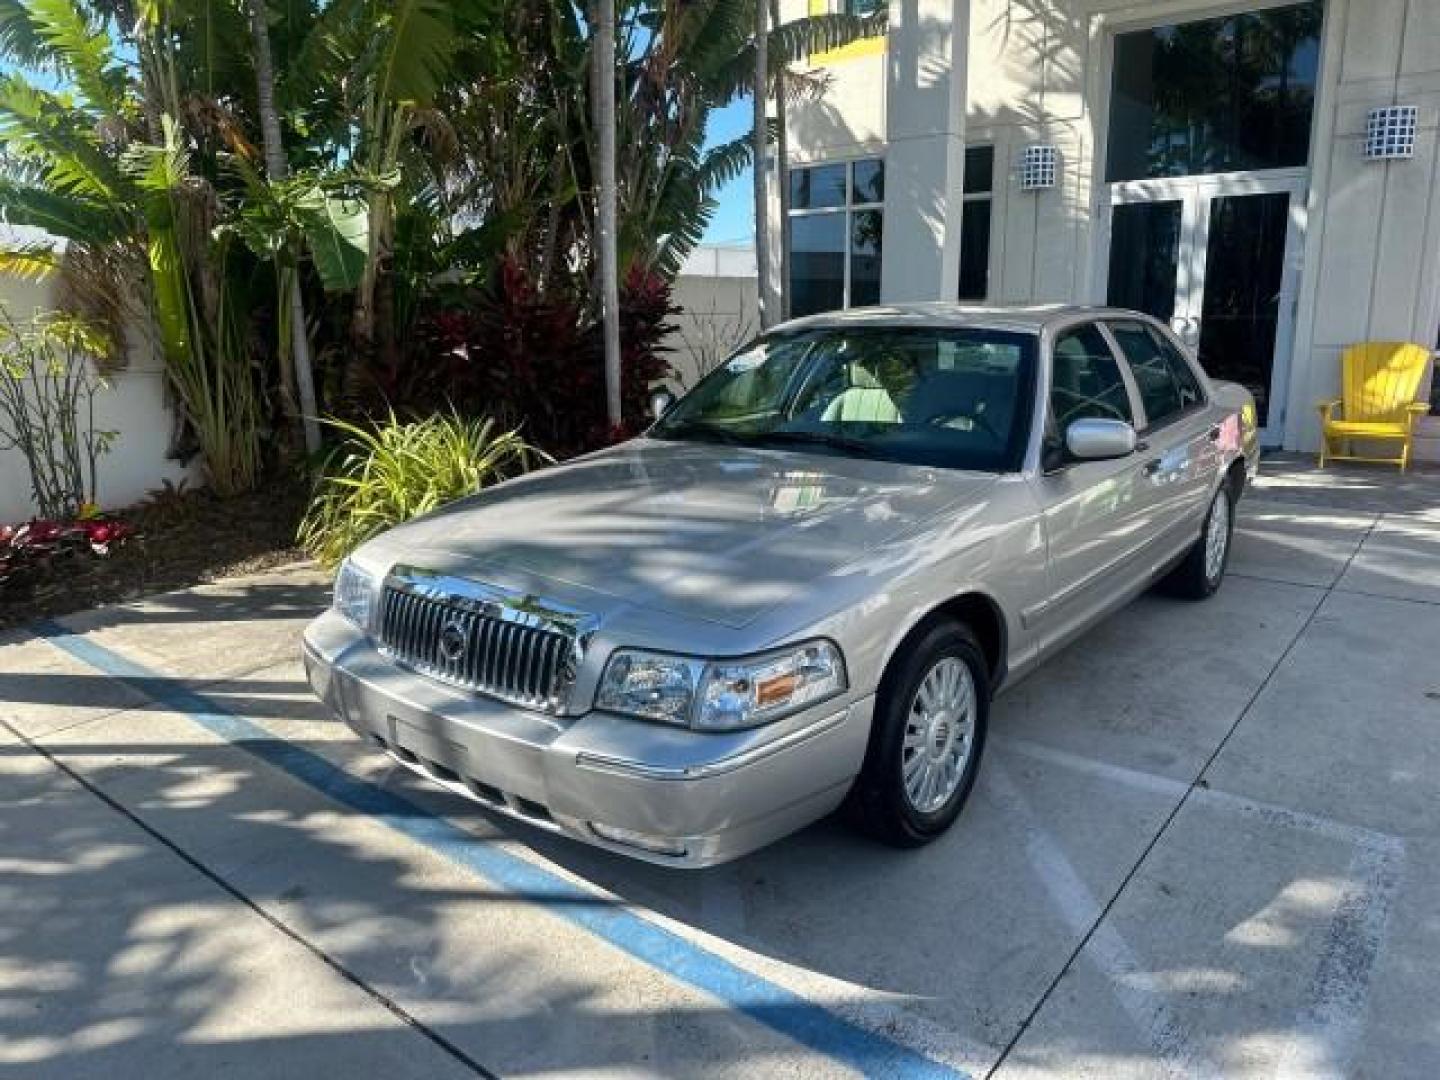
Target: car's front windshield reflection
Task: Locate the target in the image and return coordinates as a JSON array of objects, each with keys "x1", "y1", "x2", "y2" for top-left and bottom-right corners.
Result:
[{"x1": 652, "y1": 326, "x2": 1037, "y2": 471}]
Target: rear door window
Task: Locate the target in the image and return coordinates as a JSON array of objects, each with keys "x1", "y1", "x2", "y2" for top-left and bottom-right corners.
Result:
[{"x1": 1108, "y1": 320, "x2": 1204, "y2": 428}]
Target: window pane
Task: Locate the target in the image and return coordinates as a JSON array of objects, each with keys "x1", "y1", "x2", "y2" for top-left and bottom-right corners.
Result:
[
  {"x1": 845, "y1": 0, "x2": 882, "y2": 14},
  {"x1": 1195, "y1": 192, "x2": 1288, "y2": 425},
  {"x1": 958, "y1": 199, "x2": 991, "y2": 300},
  {"x1": 1106, "y1": 201, "x2": 1182, "y2": 322},
  {"x1": 852, "y1": 158, "x2": 884, "y2": 203},
  {"x1": 1109, "y1": 320, "x2": 1201, "y2": 426},
  {"x1": 963, "y1": 146, "x2": 994, "y2": 195},
  {"x1": 789, "y1": 213, "x2": 846, "y2": 317},
  {"x1": 850, "y1": 209, "x2": 883, "y2": 307},
  {"x1": 790, "y1": 164, "x2": 847, "y2": 210},
  {"x1": 1106, "y1": 2, "x2": 1322, "y2": 182},
  {"x1": 1051, "y1": 324, "x2": 1134, "y2": 428}
]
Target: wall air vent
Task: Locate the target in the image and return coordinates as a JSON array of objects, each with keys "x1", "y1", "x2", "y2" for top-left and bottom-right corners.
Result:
[
  {"x1": 1019, "y1": 144, "x2": 1059, "y2": 190},
  {"x1": 1363, "y1": 105, "x2": 1418, "y2": 161}
]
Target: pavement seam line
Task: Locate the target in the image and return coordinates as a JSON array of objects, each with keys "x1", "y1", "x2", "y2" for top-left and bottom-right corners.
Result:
[
  {"x1": 0, "y1": 714, "x2": 501, "y2": 1080},
  {"x1": 985, "y1": 533, "x2": 1353, "y2": 1076},
  {"x1": 34, "y1": 621, "x2": 969, "y2": 1080},
  {"x1": 989, "y1": 510, "x2": 1393, "y2": 1077}
]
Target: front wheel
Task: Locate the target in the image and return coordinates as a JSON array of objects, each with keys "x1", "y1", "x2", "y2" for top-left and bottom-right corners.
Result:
[
  {"x1": 847, "y1": 622, "x2": 990, "y2": 848},
  {"x1": 1161, "y1": 479, "x2": 1234, "y2": 600}
]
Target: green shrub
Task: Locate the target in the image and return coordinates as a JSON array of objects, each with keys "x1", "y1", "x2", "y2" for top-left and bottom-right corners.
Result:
[{"x1": 298, "y1": 411, "x2": 548, "y2": 569}]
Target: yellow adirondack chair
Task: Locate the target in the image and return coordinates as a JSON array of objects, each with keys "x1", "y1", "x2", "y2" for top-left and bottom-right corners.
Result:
[{"x1": 1317, "y1": 341, "x2": 1432, "y2": 471}]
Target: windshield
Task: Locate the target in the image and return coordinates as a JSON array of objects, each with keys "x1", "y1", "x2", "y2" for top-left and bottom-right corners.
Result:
[{"x1": 653, "y1": 326, "x2": 1038, "y2": 471}]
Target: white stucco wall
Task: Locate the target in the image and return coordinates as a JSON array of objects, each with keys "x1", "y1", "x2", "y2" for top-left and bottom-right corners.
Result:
[
  {"x1": 0, "y1": 262, "x2": 194, "y2": 523},
  {"x1": 670, "y1": 245, "x2": 760, "y2": 389},
  {"x1": 780, "y1": 0, "x2": 1440, "y2": 457}
]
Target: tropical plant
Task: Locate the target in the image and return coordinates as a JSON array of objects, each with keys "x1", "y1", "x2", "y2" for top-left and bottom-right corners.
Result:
[
  {"x1": 297, "y1": 410, "x2": 548, "y2": 569},
  {"x1": 0, "y1": 515, "x2": 132, "y2": 590},
  {"x1": 0, "y1": 308, "x2": 115, "y2": 518},
  {"x1": 0, "y1": 0, "x2": 270, "y2": 494},
  {"x1": 412, "y1": 257, "x2": 677, "y2": 458}
]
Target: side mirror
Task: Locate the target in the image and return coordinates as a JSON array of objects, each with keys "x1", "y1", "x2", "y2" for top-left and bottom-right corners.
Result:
[
  {"x1": 649, "y1": 389, "x2": 677, "y2": 421},
  {"x1": 1065, "y1": 418, "x2": 1137, "y2": 461}
]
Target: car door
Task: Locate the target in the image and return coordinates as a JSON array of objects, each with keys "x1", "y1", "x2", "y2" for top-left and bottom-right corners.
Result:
[
  {"x1": 1031, "y1": 321, "x2": 1155, "y2": 653},
  {"x1": 1104, "y1": 318, "x2": 1218, "y2": 568}
]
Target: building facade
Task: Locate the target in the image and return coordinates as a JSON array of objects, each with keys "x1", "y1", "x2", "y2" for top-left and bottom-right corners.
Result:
[{"x1": 776, "y1": 0, "x2": 1440, "y2": 458}]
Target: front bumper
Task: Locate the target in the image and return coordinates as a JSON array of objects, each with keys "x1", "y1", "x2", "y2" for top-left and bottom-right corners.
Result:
[{"x1": 302, "y1": 610, "x2": 872, "y2": 867}]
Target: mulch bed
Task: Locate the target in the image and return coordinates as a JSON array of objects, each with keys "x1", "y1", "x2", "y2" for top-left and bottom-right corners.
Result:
[{"x1": 0, "y1": 479, "x2": 310, "y2": 632}]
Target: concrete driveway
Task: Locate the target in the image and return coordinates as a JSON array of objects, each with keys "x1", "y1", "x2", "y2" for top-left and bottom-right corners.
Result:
[{"x1": 3, "y1": 460, "x2": 1438, "y2": 1079}]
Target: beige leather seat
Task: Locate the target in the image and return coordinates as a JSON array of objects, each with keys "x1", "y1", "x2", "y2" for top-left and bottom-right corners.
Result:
[{"x1": 821, "y1": 365, "x2": 902, "y2": 423}]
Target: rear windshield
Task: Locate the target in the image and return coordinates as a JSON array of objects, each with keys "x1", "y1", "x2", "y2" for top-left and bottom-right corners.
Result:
[{"x1": 653, "y1": 326, "x2": 1038, "y2": 472}]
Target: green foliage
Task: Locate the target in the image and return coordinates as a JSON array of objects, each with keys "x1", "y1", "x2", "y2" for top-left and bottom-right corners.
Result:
[
  {"x1": 0, "y1": 307, "x2": 115, "y2": 518},
  {"x1": 0, "y1": 0, "x2": 888, "y2": 492},
  {"x1": 297, "y1": 411, "x2": 548, "y2": 569}
]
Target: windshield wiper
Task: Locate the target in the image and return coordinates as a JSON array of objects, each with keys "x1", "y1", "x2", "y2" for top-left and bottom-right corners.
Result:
[
  {"x1": 749, "y1": 430, "x2": 884, "y2": 457},
  {"x1": 655, "y1": 421, "x2": 753, "y2": 446}
]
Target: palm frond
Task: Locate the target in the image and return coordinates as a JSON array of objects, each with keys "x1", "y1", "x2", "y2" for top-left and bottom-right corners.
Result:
[
  {"x1": 710, "y1": 10, "x2": 887, "y2": 102},
  {"x1": 23, "y1": 0, "x2": 125, "y2": 114},
  {"x1": 371, "y1": 0, "x2": 457, "y2": 107},
  {"x1": 0, "y1": 175, "x2": 124, "y2": 242},
  {"x1": 0, "y1": 73, "x2": 129, "y2": 201},
  {"x1": 0, "y1": 238, "x2": 62, "y2": 279},
  {"x1": 0, "y1": 0, "x2": 49, "y2": 67}
]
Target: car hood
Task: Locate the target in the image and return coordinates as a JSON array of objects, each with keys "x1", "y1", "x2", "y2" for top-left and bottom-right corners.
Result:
[{"x1": 364, "y1": 438, "x2": 997, "y2": 628}]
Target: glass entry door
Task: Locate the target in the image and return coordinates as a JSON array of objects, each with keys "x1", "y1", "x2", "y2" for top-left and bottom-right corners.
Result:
[{"x1": 1104, "y1": 174, "x2": 1305, "y2": 445}]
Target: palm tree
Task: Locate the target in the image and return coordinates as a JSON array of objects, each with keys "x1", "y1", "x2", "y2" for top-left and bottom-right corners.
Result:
[
  {"x1": 595, "y1": 0, "x2": 622, "y2": 427},
  {"x1": 0, "y1": 0, "x2": 264, "y2": 493},
  {"x1": 753, "y1": 0, "x2": 774, "y2": 329},
  {"x1": 245, "y1": 0, "x2": 320, "y2": 456}
]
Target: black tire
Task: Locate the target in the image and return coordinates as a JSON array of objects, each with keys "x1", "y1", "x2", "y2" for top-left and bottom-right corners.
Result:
[
  {"x1": 1161, "y1": 478, "x2": 1235, "y2": 600},
  {"x1": 846, "y1": 620, "x2": 990, "y2": 848}
]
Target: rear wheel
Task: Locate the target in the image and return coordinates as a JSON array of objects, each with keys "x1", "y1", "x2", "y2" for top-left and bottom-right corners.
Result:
[
  {"x1": 1162, "y1": 479, "x2": 1234, "y2": 600},
  {"x1": 847, "y1": 621, "x2": 989, "y2": 847}
]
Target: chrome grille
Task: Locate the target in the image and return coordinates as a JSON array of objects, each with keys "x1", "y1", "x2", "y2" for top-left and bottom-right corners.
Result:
[{"x1": 376, "y1": 568, "x2": 594, "y2": 713}]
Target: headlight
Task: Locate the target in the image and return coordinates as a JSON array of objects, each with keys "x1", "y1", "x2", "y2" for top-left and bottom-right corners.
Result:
[
  {"x1": 333, "y1": 558, "x2": 377, "y2": 629},
  {"x1": 596, "y1": 640, "x2": 846, "y2": 731}
]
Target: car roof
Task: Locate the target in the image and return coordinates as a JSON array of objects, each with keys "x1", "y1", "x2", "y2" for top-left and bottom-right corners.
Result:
[{"x1": 768, "y1": 302, "x2": 1146, "y2": 337}]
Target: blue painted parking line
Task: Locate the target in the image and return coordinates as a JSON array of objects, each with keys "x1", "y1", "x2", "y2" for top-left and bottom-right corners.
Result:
[{"x1": 37, "y1": 621, "x2": 967, "y2": 1080}]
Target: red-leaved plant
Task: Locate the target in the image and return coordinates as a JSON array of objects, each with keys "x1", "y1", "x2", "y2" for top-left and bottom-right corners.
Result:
[
  {"x1": 404, "y1": 258, "x2": 678, "y2": 458},
  {"x1": 0, "y1": 517, "x2": 133, "y2": 588}
]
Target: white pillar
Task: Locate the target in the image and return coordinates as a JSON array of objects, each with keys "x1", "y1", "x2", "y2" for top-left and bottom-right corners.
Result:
[{"x1": 880, "y1": 0, "x2": 969, "y2": 303}]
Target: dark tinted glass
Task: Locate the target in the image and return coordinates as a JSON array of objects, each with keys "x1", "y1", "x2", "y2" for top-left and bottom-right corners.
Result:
[
  {"x1": 790, "y1": 164, "x2": 847, "y2": 210},
  {"x1": 789, "y1": 214, "x2": 846, "y2": 317},
  {"x1": 1196, "y1": 192, "x2": 1289, "y2": 424},
  {"x1": 958, "y1": 199, "x2": 991, "y2": 300},
  {"x1": 850, "y1": 209, "x2": 882, "y2": 306},
  {"x1": 1051, "y1": 325, "x2": 1133, "y2": 427},
  {"x1": 963, "y1": 145, "x2": 994, "y2": 194},
  {"x1": 1110, "y1": 321, "x2": 1203, "y2": 426},
  {"x1": 653, "y1": 327, "x2": 1038, "y2": 472},
  {"x1": 852, "y1": 158, "x2": 884, "y2": 203},
  {"x1": 1106, "y1": 201, "x2": 1182, "y2": 321},
  {"x1": 845, "y1": 0, "x2": 882, "y2": 13},
  {"x1": 1106, "y1": 2, "x2": 1322, "y2": 182}
]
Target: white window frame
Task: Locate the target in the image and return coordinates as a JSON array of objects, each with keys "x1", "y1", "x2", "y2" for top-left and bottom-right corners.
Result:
[{"x1": 787, "y1": 157, "x2": 884, "y2": 310}]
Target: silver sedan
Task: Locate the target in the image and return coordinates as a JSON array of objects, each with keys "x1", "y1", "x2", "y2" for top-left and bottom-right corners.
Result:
[{"x1": 303, "y1": 304, "x2": 1258, "y2": 867}]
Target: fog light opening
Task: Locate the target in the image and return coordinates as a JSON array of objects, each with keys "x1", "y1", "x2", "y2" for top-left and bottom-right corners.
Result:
[{"x1": 589, "y1": 822, "x2": 688, "y2": 858}]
